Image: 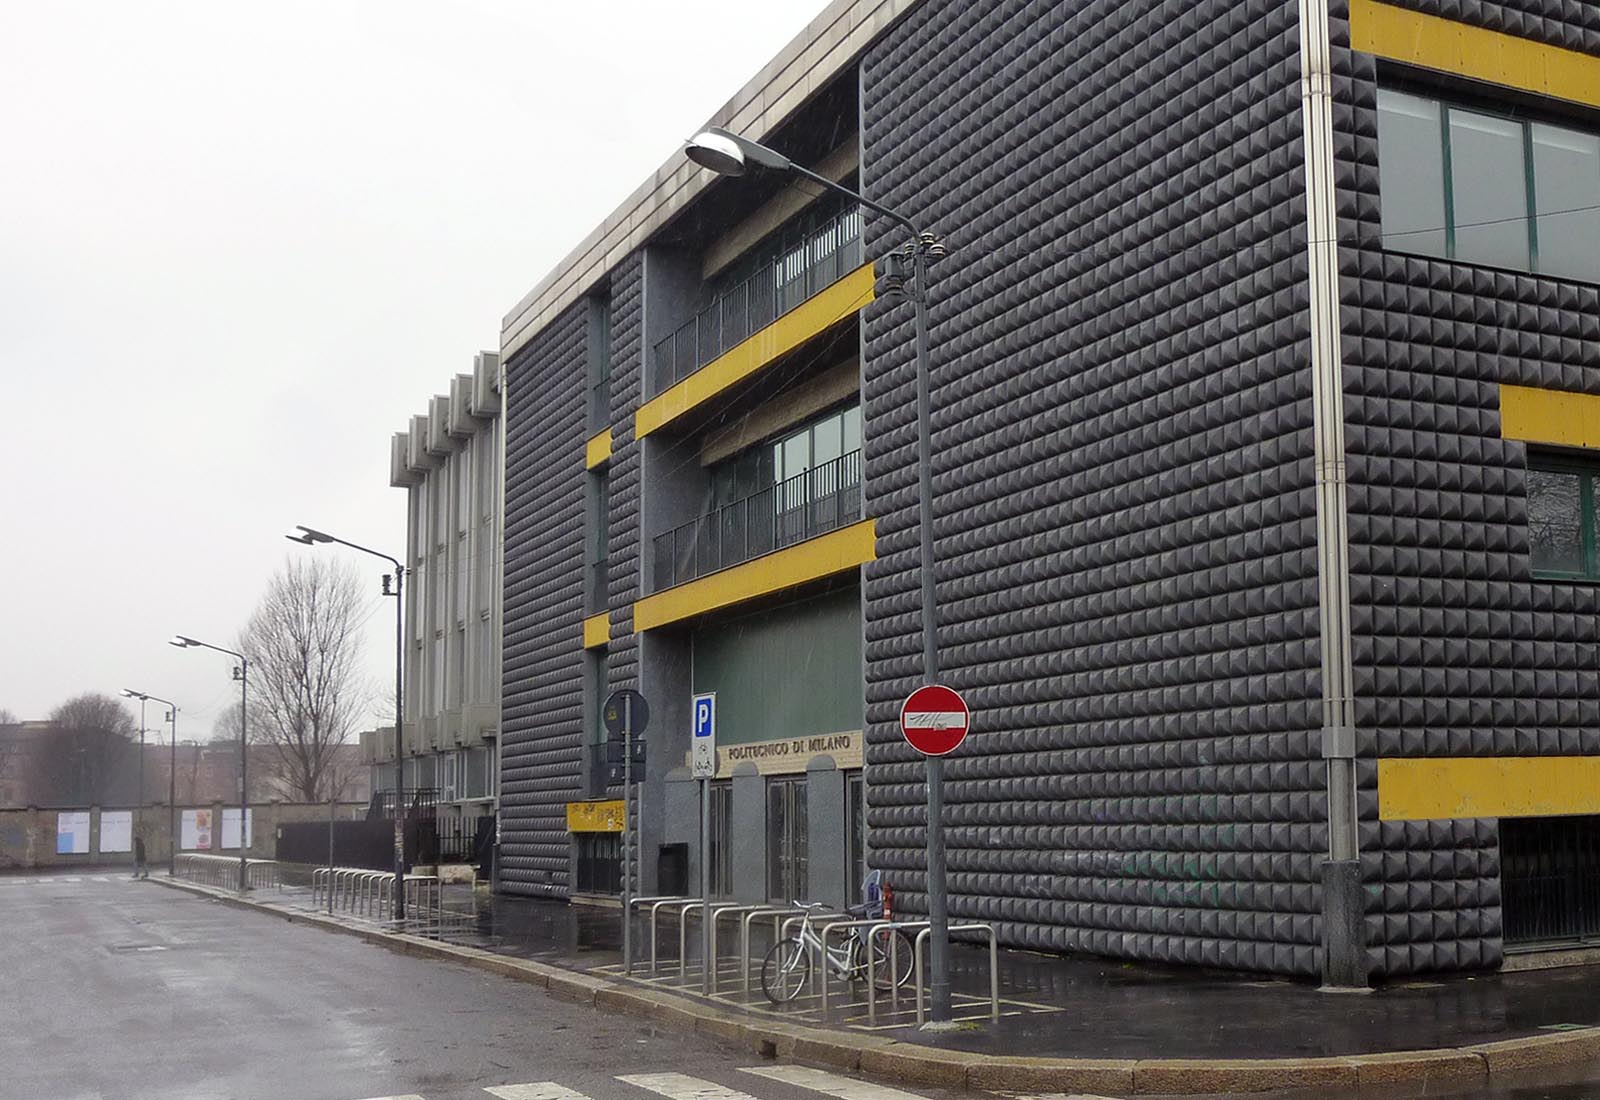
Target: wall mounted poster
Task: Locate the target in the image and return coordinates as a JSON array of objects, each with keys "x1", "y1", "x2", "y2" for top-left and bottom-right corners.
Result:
[
  {"x1": 99, "y1": 810, "x2": 133, "y2": 853},
  {"x1": 55, "y1": 812, "x2": 91, "y2": 855},
  {"x1": 181, "y1": 808, "x2": 212, "y2": 850},
  {"x1": 220, "y1": 808, "x2": 252, "y2": 850}
]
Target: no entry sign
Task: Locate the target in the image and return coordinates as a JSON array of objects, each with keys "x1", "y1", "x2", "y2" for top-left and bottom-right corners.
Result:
[{"x1": 899, "y1": 684, "x2": 970, "y2": 756}]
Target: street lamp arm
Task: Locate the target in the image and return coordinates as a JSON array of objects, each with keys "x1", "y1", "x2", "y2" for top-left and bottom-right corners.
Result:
[
  {"x1": 293, "y1": 526, "x2": 402, "y2": 574},
  {"x1": 786, "y1": 161, "x2": 921, "y2": 239}
]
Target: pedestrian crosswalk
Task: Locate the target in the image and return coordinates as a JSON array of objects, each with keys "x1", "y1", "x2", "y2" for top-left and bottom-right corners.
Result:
[
  {"x1": 359, "y1": 1066, "x2": 1118, "y2": 1100},
  {"x1": 0, "y1": 873, "x2": 137, "y2": 887}
]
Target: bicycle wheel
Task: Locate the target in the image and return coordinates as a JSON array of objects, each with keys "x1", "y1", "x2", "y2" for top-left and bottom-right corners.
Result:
[
  {"x1": 761, "y1": 938, "x2": 812, "y2": 1004},
  {"x1": 865, "y1": 929, "x2": 915, "y2": 991}
]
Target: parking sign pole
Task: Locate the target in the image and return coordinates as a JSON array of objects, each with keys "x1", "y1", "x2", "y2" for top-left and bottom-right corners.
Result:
[{"x1": 622, "y1": 693, "x2": 633, "y2": 974}]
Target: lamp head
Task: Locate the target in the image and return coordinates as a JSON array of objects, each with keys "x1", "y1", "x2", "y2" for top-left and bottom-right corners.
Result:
[
  {"x1": 294, "y1": 525, "x2": 334, "y2": 544},
  {"x1": 121, "y1": 689, "x2": 146, "y2": 700},
  {"x1": 169, "y1": 635, "x2": 199, "y2": 649},
  {"x1": 685, "y1": 131, "x2": 747, "y2": 177},
  {"x1": 285, "y1": 533, "x2": 316, "y2": 545}
]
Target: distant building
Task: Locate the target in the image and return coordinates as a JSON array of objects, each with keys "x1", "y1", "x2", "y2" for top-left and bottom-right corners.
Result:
[{"x1": 370, "y1": 351, "x2": 503, "y2": 824}]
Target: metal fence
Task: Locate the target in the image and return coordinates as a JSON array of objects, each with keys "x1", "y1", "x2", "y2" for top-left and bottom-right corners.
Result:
[
  {"x1": 367, "y1": 787, "x2": 440, "y2": 819},
  {"x1": 1502, "y1": 815, "x2": 1600, "y2": 946},
  {"x1": 650, "y1": 205, "x2": 863, "y2": 395},
  {"x1": 652, "y1": 450, "x2": 862, "y2": 592}
]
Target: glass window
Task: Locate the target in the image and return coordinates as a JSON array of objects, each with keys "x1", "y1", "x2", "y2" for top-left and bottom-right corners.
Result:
[
  {"x1": 813, "y1": 413, "x2": 842, "y2": 467},
  {"x1": 842, "y1": 405, "x2": 861, "y2": 456},
  {"x1": 782, "y1": 430, "x2": 810, "y2": 483},
  {"x1": 708, "y1": 781, "x2": 732, "y2": 898},
  {"x1": 1377, "y1": 89, "x2": 1447, "y2": 257},
  {"x1": 1533, "y1": 123, "x2": 1600, "y2": 282},
  {"x1": 1527, "y1": 463, "x2": 1597, "y2": 578},
  {"x1": 1450, "y1": 109, "x2": 1531, "y2": 270}
]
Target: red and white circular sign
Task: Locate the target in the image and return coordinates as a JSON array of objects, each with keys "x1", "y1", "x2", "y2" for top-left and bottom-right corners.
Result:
[{"x1": 899, "y1": 684, "x2": 970, "y2": 756}]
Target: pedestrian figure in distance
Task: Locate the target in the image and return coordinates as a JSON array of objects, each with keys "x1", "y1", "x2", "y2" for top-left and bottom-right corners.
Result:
[{"x1": 133, "y1": 833, "x2": 148, "y2": 879}]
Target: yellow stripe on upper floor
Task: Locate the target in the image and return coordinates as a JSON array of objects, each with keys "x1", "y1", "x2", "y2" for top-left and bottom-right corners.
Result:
[
  {"x1": 1351, "y1": 0, "x2": 1600, "y2": 107},
  {"x1": 1500, "y1": 385, "x2": 1600, "y2": 449},
  {"x1": 632, "y1": 519, "x2": 875, "y2": 631},
  {"x1": 1380, "y1": 756, "x2": 1600, "y2": 820},
  {"x1": 634, "y1": 264, "x2": 873, "y2": 440}
]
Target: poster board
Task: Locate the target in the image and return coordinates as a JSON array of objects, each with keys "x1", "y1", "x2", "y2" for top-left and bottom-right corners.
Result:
[
  {"x1": 99, "y1": 810, "x2": 133, "y2": 853},
  {"x1": 220, "y1": 807, "x2": 253, "y2": 850},
  {"x1": 181, "y1": 808, "x2": 213, "y2": 850},
  {"x1": 55, "y1": 811, "x2": 91, "y2": 855}
]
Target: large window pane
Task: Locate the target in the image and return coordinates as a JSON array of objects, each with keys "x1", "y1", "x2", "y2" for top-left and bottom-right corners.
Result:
[
  {"x1": 1377, "y1": 89, "x2": 1447, "y2": 257},
  {"x1": 1527, "y1": 467, "x2": 1585, "y2": 574},
  {"x1": 1533, "y1": 123, "x2": 1600, "y2": 282},
  {"x1": 812, "y1": 413, "x2": 842, "y2": 467},
  {"x1": 1450, "y1": 109, "x2": 1532, "y2": 269}
]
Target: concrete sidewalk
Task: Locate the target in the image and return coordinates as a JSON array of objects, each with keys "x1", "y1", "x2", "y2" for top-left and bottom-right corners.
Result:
[{"x1": 153, "y1": 875, "x2": 1600, "y2": 1096}]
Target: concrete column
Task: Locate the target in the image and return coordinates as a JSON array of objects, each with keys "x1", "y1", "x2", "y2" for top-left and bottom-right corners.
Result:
[
  {"x1": 730, "y1": 763, "x2": 766, "y2": 904},
  {"x1": 807, "y1": 756, "x2": 846, "y2": 910},
  {"x1": 660, "y1": 769, "x2": 698, "y2": 897}
]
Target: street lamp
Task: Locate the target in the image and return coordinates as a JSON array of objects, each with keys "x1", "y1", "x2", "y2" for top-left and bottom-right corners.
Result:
[
  {"x1": 119, "y1": 689, "x2": 149, "y2": 867},
  {"x1": 285, "y1": 524, "x2": 407, "y2": 921},
  {"x1": 124, "y1": 689, "x2": 177, "y2": 874},
  {"x1": 685, "y1": 128, "x2": 956, "y2": 1022},
  {"x1": 170, "y1": 634, "x2": 250, "y2": 892}
]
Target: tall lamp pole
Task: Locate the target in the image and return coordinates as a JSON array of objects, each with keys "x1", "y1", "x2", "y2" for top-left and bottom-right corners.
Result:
[
  {"x1": 125, "y1": 690, "x2": 178, "y2": 874},
  {"x1": 684, "y1": 129, "x2": 954, "y2": 1022},
  {"x1": 171, "y1": 635, "x2": 249, "y2": 891},
  {"x1": 120, "y1": 690, "x2": 148, "y2": 862},
  {"x1": 286, "y1": 525, "x2": 406, "y2": 921}
]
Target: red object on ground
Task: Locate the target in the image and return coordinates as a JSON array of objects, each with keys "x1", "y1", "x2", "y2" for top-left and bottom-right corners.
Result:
[{"x1": 899, "y1": 684, "x2": 970, "y2": 756}]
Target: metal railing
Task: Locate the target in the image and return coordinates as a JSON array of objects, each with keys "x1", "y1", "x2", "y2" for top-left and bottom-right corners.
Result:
[
  {"x1": 650, "y1": 205, "x2": 863, "y2": 394},
  {"x1": 651, "y1": 450, "x2": 862, "y2": 592}
]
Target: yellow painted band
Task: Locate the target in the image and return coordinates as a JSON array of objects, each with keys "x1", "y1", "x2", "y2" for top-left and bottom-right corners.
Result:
[
  {"x1": 1351, "y1": 0, "x2": 1600, "y2": 107},
  {"x1": 566, "y1": 799, "x2": 625, "y2": 833},
  {"x1": 1500, "y1": 384, "x2": 1600, "y2": 449},
  {"x1": 632, "y1": 519, "x2": 875, "y2": 631},
  {"x1": 585, "y1": 429, "x2": 612, "y2": 470},
  {"x1": 1379, "y1": 756, "x2": 1600, "y2": 820},
  {"x1": 582, "y1": 612, "x2": 609, "y2": 649},
  {"x1": 635, "y1": 264, "x2": 874, "y2": 439}
]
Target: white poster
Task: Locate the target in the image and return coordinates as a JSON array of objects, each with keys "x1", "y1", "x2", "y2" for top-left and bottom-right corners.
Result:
[
  {"x1": 99, "y1": 810, "x2": 133, "y2": 854},
  {"x1": 181, "y1": 808, "x2": 213, "y2": 851},
  {"x1": 55, "y1": 811, "x2": 91, "y2": 855},
  {"x1": 221, "y1": 808, "x2": 253, "y2": 850}
]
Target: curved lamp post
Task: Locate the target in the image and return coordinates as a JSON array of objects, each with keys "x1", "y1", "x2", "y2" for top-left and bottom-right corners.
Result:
[
  {"x1": 686, "y1": 128, "x2": 955, "y2": 1022},
  {"x1": 170, "y1": 635, "x2": 249, "y2": 892},
  {"x1": 123, "y1": 689, "x2": 178, "y2": 874},
  {"x1": 286, "y1": 524, "x2": 407, "y2": 922}
]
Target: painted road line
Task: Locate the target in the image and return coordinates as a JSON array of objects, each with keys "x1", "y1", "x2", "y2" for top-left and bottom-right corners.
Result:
[
  {"x1": 619, "y1": 1073, "x2": 762, "y2": 1100},
  {"x1": 990, "y1": 1093, "x2": 1122, "y2": 1100},
  {"x1": 487, "y1": 1086, "x2": 594, "y2": 1100},
  {"x1": 355, "y1": 1095, "x2": 427, "y2": 1100},
  {"x1": 739, "y1": 1066, "x2": 930, "y2": 1100}
]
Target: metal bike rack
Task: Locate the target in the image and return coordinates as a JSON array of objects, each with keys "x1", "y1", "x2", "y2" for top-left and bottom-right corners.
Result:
[
  {"x1": 768, "y1": 908, "x2": 849, "y2": 1001},
  {"x1": 818, "y1": 918, "x2": 893, "y2": 1018},
  {"x1": 740, "y1": 905, "x2": 807, "y2": 995},
  {"x1": 911, "y1": 922, "x2": 999, "y2": 1025},
  {"x1": 677, "y1": 901, "x2": 710, "y2": 980},
  {"x1": 647, "y1": 897, "x2": 693, "y2": 975},
  {"x1": 624, "y1": 896, "x2": 682, "y2": 974},
  {"x1": 704, "y1": 904, "x2": 768, "y2": 994}
]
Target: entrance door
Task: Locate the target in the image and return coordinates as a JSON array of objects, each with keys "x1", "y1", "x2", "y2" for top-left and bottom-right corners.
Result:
[{"x1": 767, "y1": 777, "x2": 808, "y2": 902}]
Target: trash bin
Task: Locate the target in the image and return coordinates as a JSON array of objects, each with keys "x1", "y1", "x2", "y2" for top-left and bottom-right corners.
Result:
[{"x1": 657, "y1": 843, "x2": 688, "y2": 896}]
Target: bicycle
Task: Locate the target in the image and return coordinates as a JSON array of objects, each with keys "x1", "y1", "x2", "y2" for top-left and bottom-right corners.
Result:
[{"x1": 760, "y1": 901, "x2": 915, "y2": 1004}]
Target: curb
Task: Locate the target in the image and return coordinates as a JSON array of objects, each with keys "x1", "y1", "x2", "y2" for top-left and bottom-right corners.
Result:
[{"x1": 149, "y1": 878, "x2": 1600, "y2": 1096}]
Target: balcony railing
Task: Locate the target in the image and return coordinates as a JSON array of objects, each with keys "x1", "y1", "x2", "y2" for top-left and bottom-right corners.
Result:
[
  {"x1": 651, "y1": 450, "x2": 862, "y2": 593},
  {"x1": 650, "y1": 205, "x2": 863, "y2": 395}
]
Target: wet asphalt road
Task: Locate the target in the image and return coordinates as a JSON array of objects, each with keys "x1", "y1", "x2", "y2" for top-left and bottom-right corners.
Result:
[
  {"x1": 0, "y1": 873, "x2": 963, "y2": 1100},
  {"x1": 7, "y1": 872, "x2": 1600, "y2": 1100}
]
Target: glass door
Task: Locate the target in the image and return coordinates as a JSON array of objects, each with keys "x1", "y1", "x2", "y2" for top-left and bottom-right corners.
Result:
[{"x1": 766, "y1": 777, "x2": 809, "y2": 903}]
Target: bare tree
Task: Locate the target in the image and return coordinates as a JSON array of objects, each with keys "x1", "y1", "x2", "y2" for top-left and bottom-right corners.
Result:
[
  {"x1": 28, "y1": 694, "x2": 137, "y2": 805},
  {"x1": 241, "y1": 557, "x2": 371, "y2": 802}
]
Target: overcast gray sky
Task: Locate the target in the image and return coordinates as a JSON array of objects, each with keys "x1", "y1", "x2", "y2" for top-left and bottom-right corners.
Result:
[{"x1": 1, "y1": 0, "x2": 821, "y2": 735}]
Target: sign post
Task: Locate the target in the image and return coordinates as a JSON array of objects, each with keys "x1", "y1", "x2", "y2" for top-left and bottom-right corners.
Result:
[
  {"x1": 604, "y1": 689, "x2": 649, "y2": 973},
  {"x1": 692, "y1": 691, "x2": 716, "y2": 994},
  {"x1": 900, "y1": 683, "x2": 970, "y2": 1026}
]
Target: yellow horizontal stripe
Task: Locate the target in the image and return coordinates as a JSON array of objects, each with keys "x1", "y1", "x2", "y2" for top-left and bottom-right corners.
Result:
[
  {"x1": 566, "y1": 799, "x2": 624, "y2": 833},
  {"x1": 633, "y1": 519, "x2": 875, "y2": 631},
  {"x1": 582, "y1": 612, "x2": 609, "y2": 649},
  {"x1": 1351, "y1": 0, "x2": 1600, "y2": 107},
  {"x1": 1379, "y1": 757, "x2": 1600, "y2": 820},
  {"x1": 1500, "y1": 384, "x2": 1600, "y2": 449},
  {"x1": 635, "y1": 264, "x2": 873, "y2": 439},
  {"x1": 585, "y1": 429, "x2": 612, "y2": 470}
]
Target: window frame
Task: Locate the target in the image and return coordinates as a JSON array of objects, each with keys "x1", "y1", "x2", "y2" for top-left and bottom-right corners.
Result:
[
  {"x1": 1378, "y1": 82, "x2": 1600, "y2": 282},
  {"x1": 1528, "y1": 453, "x2": 1600, "y2": 582}
]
